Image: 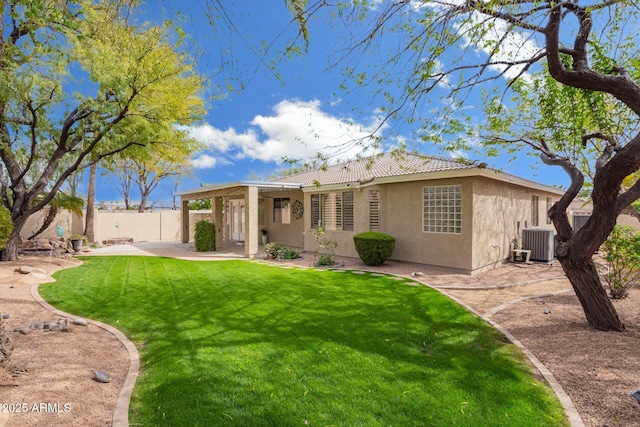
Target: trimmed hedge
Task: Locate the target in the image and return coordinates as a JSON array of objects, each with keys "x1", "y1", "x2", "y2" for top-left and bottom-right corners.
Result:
[
  {"x1": 353, "y1": 231, "x2": 395, "y2": 266},
  {"x1": 194, "y1": 220, "x2": 216, "y2": 252},
  {"x1": 0, "y1": 205, "x2": 13, "y2": 250}
]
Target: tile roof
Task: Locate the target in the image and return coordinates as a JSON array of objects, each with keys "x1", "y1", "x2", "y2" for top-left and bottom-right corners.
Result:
[{"x1": 274, "y1": 152, "x2": 476, "y2": 187}]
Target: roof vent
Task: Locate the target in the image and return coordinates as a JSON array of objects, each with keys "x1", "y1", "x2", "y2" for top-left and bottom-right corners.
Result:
[{"x1": 357, "y1": 176, "x2": 375, "y2": 185}]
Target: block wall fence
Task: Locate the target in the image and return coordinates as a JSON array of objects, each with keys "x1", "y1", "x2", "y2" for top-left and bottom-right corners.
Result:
[{"x1": 20, "y1": 209, "x2": 211, "y2": 244}]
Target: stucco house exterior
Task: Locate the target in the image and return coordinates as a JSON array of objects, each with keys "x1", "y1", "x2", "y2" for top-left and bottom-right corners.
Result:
[{"x1": 178, "y1": 152, "x2": 564, "y2": 274}]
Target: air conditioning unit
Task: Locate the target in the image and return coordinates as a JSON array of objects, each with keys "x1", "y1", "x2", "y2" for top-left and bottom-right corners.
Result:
[{"x1": 522, "y1": 228, "x2": 555, "y2": 263}]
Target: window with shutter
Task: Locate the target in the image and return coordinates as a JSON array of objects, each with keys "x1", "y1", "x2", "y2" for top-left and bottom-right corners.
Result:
[
  {"x1": 311, "y1": 194, "x2": 320, "y2": 228},
  {"x1": 531, "y1": 195, "x2": 539, "y2": 227},
  {"x1": 369, "y1": 190, "x2": 380, "y2": 231},
  {"x1": 342, "y1": 191, "x2": 354, "y2": 231},
  {"x1": 546, "y1": 197, "x2": 552, "y2": 225},
  {"x1": 311, "y1": 191, "x2": 355, "y2": 231}
]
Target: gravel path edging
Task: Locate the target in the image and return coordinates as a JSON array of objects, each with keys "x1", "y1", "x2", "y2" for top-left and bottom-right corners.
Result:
[
  {"x1": 30, "y1": 284, "x2": 139, "y2": 427},
  {"x1": 483, "y1": 289, "x2": 575, "y2": 317},
  {"x1": 433, "y1": 276, "x2": 568, "y2": 290}
]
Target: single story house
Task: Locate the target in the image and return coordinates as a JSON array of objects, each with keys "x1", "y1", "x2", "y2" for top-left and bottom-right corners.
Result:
[{"x1": 178, "y1": 152, "x2": 564, "y2": 274}]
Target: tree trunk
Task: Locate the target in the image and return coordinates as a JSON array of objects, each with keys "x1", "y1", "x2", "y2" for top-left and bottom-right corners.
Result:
[
  {"x1": 557, "y1": 253, "x2": 625, "y2": 331},
  {"x1": 84, "y1": 163, "x2": 96, "y2": 244},
  {"x1": 1, "y1": 224, "x2": 24, "y2": 261},
  {"x1": 138, "y1": 187, "x2": 149, "y2": 213},
  {"x1": 29, "y1": 205, "x2": 59, "y2": 240},
  {"x1": 137, "y1": 195, "x2": 147, "y2": 213}
]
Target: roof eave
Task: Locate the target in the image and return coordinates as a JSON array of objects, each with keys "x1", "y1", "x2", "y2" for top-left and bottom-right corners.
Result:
[
  {"x1": 300, "y1": 168, "x2": 565, "y2": 195},
  {"x1": 177, "y1": 181, "x2": 302, "y2": 199}
]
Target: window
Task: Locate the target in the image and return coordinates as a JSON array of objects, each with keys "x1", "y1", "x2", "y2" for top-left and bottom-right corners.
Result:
[
  {"x1": 311, "y1": 194, "x2": 321, "y2": 227},
  {"x1": 310, "y1": 191, "x2": 354, "y2": 230},
  {"x1": 273, "y1": 197, "x2": 290, "y2": 224},
  {"x1": 531, "y1": 195, "x2": 539, "y2": 227},
  {"x1": 342, "y1": 191, "x2": 354, "y2": 231},
  {"x1": 546, "y1": 197, "x2": 552, "y2": 225},
  {"x1": 321, "y1": 194, "x2": 336, "y2": 229},
  {"x1": 369, "y1": 190, "x2": 380, "y2": 231},
  {"x1": 423, "y1": 185, "x2": 462, "y2": 234}
]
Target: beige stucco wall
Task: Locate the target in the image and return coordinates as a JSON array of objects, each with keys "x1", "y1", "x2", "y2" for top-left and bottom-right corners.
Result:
[
  {"x1": 470, "y1": 177, "x2": 558, "y2": 273},
  {"x1": 20, "y1": 209, "x2": 83, "y2": 239},
  {"x1": 21, "y1": 209, "x2": 213, "y2": 243},
  {"x1": 381, "y1": 178, "x2": 474, "y2": 272},
  {"x1": 262, "y1": 190, "x2": 305, "y2": 250},
  {"x1": 294, "y1": 176, "x2": 565, "y2": 274},
  {"x1": 300, "y1": 178, "x2": 475, "y2": 272}
]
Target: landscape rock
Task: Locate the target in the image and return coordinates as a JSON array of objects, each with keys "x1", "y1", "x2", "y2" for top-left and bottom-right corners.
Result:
[
  {"x1": 15, "y1": 266, "x2": 47, "y2": 275},
  {"x1": 94, "y1": 370, "x2": 112, "y2": 383},
  {"x1": 73, "y1": 318, "x2": 88, "y2": 326},
  {"x1": 30, "y1": 322, "x2": 44, "y2": 330}
]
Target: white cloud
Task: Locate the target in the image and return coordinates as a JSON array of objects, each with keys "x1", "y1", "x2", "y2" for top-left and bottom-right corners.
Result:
[
  {"x1": 416, "y1": 0, "x2": 541, "y2": 81},
  {"x1": 191, "y1": 154, "x2": 218, "y2": 169},
  {"x1": 464, "y1": 12, "x2": 541, "y2": 80},
  {"x1": 186, "y1": 99, "x2": 384, "y2": 168}
]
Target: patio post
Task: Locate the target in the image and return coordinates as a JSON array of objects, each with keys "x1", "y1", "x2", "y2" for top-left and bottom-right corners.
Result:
[
  {"x1": 213, "y1": 196, "x2": 224, "y2": 249},
  {"x1": 181, "y1": 198, "x2": 189, "y2": 243},
  {"x1": 244, "y1": 186, "x2": 259, "y2": 258}
]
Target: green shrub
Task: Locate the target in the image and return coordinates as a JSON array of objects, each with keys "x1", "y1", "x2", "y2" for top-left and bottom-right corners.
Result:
[
  {"x1": 353, "y1": 231, "x2": 396, "y2": 266},
  {"x1": 0, "y1": 205, "x2": 13, "y2": 250},
  {"x1": 264, "y1": 242, "x2": 281, "y2": 259},
  {"x1": 194, "y1": 220, "x2": 216, "y2": 252},
  {"x1": 601, "y1": 225, "x2": 640, "y2": 299},
  {"x1": 309, "y1": 227, "x2": 338, "y2": 266},
  {"x1": 281, "y1": 247, "x2": 299, "y2": 260},
  {"x1": 189, "y1": 199, "x2": 212, "y2": 210},
  {"x1": 264, "y1": 242, "x2": 299, "y2": 260},
  {"x1": 316, "y1": 253, "x2": 335, "y2": 266}
]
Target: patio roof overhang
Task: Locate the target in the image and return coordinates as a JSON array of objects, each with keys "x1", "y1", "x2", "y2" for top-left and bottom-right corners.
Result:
[{"x1": 177, "y1": 181, "x2": 302, "y2": 201}]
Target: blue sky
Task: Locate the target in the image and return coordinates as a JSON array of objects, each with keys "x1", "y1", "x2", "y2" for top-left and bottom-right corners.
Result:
[{"x1": 91, "y1": 0, "x2": 569, "y2": 206}]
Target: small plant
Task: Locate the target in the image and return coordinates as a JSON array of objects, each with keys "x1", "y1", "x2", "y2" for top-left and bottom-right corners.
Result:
[
  {"x1": 601, "y1": 225, "x2": 640, "y2": 299},
  {"x1": 0, "y1": 205, "x2": 13, "y2": 250},
  {"x1": 353, "y1": 231, "x2": 395, "y2": 266},
  {"x1": 264, "y1": 242, "x2": 299, "y2": 260},
  {"x1": 264, "y1": 242, "x2": 281, "y2": 259},
  {"x1": 261, "y1": 228, "x2": 268, "y2": 236},
  {"x1": 194, "y1": 220, "x2": 216, "y2": 252},
  {"x1": 69, "y1": 234, "x2": 88, "y2": 243},
  {"x1": 315, "y1": 253, "x2": 335, "y2": 266},
  {"x1": 308, "y1": 227, "x2": 338, "y2": 266},
  {"x1": 281, "y1": 246, "x2": 299, "y2": 260}
]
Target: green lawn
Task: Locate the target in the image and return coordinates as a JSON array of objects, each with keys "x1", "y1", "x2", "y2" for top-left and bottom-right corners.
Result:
[{"x1": 40, "y1": 257, "x2": 568, "y2": 426}]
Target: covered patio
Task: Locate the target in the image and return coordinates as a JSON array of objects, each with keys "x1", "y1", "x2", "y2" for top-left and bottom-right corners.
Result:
[{"x1": 178, "y1": 181, "x2": 302, "y2": 258}]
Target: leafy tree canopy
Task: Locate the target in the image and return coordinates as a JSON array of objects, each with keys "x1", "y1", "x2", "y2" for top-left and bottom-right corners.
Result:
[{"x1": 0, "y1": 0, "x2": 205, "y2": 260}]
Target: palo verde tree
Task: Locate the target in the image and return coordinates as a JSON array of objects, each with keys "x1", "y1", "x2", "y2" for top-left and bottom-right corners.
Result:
[
  {"x1": 0, "y1": 0, "x2": 205, "y2": 260},
  {"x1": 284, "y1": 1, "x2": 640, "y2": 331},
  {"x1": 102, "y1": 122, "x2": 202, "y2": 212}
]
